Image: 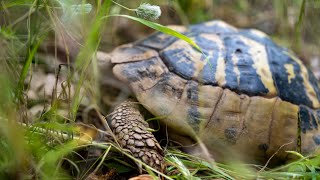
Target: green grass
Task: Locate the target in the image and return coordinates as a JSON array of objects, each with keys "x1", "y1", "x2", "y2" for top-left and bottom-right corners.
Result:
[
  {"x1": 104, "y1": 14, "x2": 202, "y2": 52},
  {"x1": 1, "y1": 0, "x2": 320, "y2": 179}
]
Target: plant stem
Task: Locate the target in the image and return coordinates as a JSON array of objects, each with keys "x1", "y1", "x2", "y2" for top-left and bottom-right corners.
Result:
[{"x1": 112, "y1": 0, "x2": 136, "y2": 11}]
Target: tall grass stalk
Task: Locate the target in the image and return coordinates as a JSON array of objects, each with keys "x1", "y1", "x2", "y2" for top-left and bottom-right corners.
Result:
[{"x1": 71, "y1": 0, "x2": 111, "y2": 120}]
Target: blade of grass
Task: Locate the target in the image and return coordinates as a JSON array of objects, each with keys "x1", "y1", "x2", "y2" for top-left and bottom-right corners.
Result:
[
  {"x1": 16, "y1": 0, "x2": 43, "y2": 100},
  {"x1": 16, "y1": 37, "x2": 42, "y2": 99},
  {"x1": 37, "y1": 140, "x2": 77, "y2": 179},
  {"x1": 70, "y1": 0, "x2": 111, "y2": 120},
  {"x1": 103, "y1": 14, "x2": 202, "y2": 53},
  {"x1": 93, "y1": 145, "x2": 111, "y2": 173},
  {"x1": 293, "y1": 0, "x2": 306, "y2": 49},
  {"x1": 0, "y1": 0, "x2": 34, "y2": 10},
  {"x1": 167, "y1": 150, "x2": 236, "y2": 180}
]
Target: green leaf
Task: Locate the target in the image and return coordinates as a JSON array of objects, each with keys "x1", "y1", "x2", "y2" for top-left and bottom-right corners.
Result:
[
  {"x1": 105, "y1": 14, "x2": 202, "y2": 52},
  {"x1": 286, "y1": 151, "x2": 305, "y2": 159},
  {"x1": 288, "y1": 163, "x2": 307, "y2": 173},
  {"x1": 16, "y1": 38, "x2": 43, "y2": 99}
]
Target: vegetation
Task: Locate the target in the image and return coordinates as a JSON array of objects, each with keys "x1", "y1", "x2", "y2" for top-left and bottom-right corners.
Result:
[{"x1": 0, "y1": 0, "x2": 320, "y2": 179}]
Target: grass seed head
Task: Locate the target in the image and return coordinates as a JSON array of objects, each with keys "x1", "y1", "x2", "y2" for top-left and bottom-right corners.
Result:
[{"x1": 136, "y1": 3, "x2": 161, "y2": 20}]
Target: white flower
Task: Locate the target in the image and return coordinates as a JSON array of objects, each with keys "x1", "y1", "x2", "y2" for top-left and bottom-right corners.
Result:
[{"x1": 136, "y1": 3, "x2": 161, "y2": 20}]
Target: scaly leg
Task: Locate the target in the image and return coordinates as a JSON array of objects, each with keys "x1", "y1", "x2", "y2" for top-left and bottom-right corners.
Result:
[{"x1": 108, "y1": 99, "x2": 164, "y2": 171}]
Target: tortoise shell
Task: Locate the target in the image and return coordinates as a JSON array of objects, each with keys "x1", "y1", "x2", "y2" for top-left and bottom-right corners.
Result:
[{"x1": 110, "y1": 20, "x2": 320, "y2": 163}]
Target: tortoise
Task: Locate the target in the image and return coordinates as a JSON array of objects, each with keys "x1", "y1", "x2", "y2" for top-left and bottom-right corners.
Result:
[{"x1": 99, "y1": 20, "x2": 320, "y2": 170}]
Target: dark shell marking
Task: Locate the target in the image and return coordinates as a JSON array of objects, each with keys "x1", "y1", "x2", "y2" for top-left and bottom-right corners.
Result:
[
  {"x1": 299, "y1": 105, "x2": 319, "y2": 133},
  {"x1": 313, "y1": 135, "x2": 320, "y2": 145},
  {"x1": 222, "y1": 35, "x2": 269, "y2": 96}
]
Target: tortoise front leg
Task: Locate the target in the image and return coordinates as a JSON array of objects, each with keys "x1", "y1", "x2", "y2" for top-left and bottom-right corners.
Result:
[{"x1": 108, "y1": 99, "x2": 164, "y2": 171}]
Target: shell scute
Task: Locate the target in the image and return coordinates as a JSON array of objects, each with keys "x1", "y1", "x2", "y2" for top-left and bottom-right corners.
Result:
[
  {"x1": 189, "y1": 20, "x2": 237, "y2": 34},
  {"x1": 111, "y1": 44, "x2": 158, "y2": 64}
]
